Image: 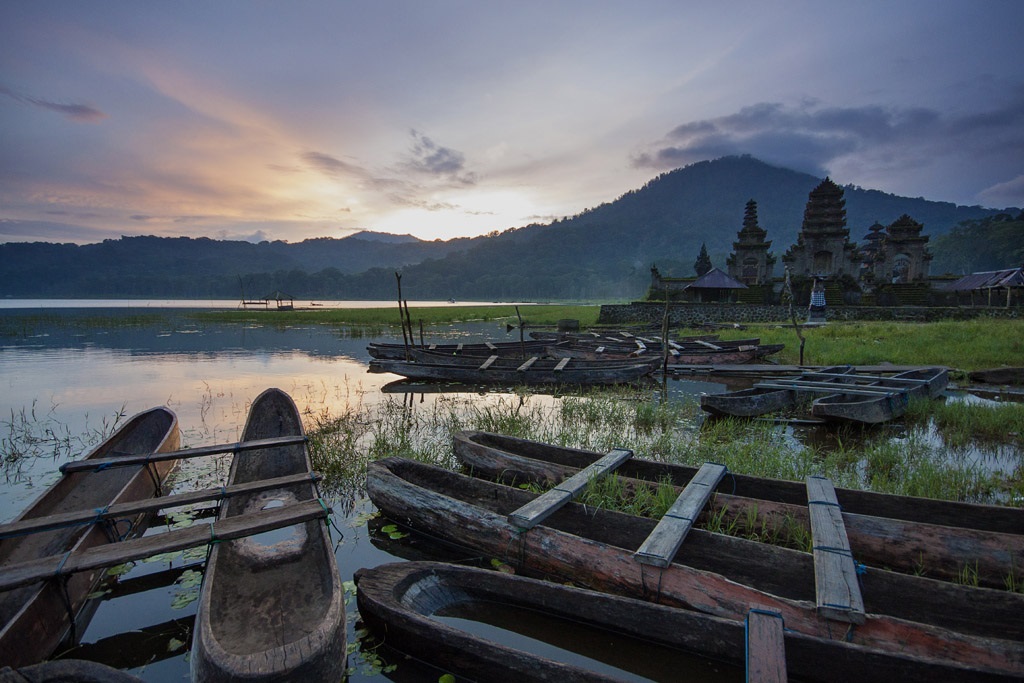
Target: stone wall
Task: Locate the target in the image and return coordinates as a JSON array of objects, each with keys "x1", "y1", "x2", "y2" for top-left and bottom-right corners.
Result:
[{"x1": 598, "y1": 302, "x2": 1021, "y2": 326}]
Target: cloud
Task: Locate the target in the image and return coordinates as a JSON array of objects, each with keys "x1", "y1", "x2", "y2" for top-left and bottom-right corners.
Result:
[
  {"x1": 405, "y1": 130, "x2": 476, "y2": 184},
  {"x1": 301, "y1": 151, "x2": 362, "y2": 177},
  {"x1": 978, "y1": 175, "x2": 1024, "y2": 208},
  {"x1": 0, "y1": 84, "x2": 106, "y2": 123},
  {"x1": 632, "y1": 97, "x2": 1024, "y2": 185},
  {"x1": 0, "y1": 219, "x2": 121, "y2": 242}
]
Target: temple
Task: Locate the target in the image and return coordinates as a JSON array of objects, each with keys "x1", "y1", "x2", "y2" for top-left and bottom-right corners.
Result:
[
  {"x1": 726, "y1": 199, "x2": 775, "y2": 285},
  {"x1": 781, "y1": 178, "x2": 859, "y2": 278}
]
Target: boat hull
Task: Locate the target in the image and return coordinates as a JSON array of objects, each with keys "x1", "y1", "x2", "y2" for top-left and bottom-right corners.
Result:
[
  {"x1": 355, "y1": 561, "x2": 1009, "y2": 683},
  {"x1": 0, "y1": 407, "x2": 180, "y2": 667}
]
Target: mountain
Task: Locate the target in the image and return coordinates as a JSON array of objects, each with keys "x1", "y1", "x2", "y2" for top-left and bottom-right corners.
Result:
[{"x1": 1, "y1": 156, "x2": 1017, "y2": 299}]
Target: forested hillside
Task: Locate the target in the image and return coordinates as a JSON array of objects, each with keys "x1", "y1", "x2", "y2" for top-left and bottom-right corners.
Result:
[
  {"x1": 2, "y1": 156, "x2": 1017, "y2": 300},
  {"x1": 929, "y1": 213, "x2": 1024, "y2": 275}
]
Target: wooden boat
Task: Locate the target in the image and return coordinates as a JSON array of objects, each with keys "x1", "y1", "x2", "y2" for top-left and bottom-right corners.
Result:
[
  {"x1": 969, "y1": 367, "x2": 1024, "y2": 386},
  {"x1": 366, "y1": 457, "x2": 1024, "y2": 678},
  {"x1": 191, "y1": 388, "x2": 345, "y2": 682},
  {"x1": 0, "y1": 659, "x2": 144, "y2": 682},
  {"x1": 547, "y1": 343, "x2": 762, "y2": 365},
  {"x1": 368, "y1": 355, "x2": 659, "y2": 385},
  {"x1": 355, "y1": 561, "x2": 1004, "y2": 683},
  {"x1": 452, "y1": 430, "x2": 1023, "y2": 587},
  {"x1": 811, "y1": 367, "x2": 948, "y2": 424},
  {"x1": 700, "y1": 365, "x2": 855, "y2": 417},
  {"x1": 368, "y1": 339, "x2": 559, "y2": 360},
  {"x1": 0, "y1": 407, "x2": 180, "y2": 668}
]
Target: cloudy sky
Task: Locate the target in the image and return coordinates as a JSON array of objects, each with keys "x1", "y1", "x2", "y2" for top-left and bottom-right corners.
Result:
[{"x1": 2, "y1": 1, "x2": 1023, "y2": 244}]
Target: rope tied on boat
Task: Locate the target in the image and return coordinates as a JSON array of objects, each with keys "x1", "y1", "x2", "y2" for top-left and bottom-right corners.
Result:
[
  {"x1": 807, "y1": 499, "x2": 841, "y2": 508},
  {"x1": 812, "y1": 545, "x2": 854, "y2": 557}
]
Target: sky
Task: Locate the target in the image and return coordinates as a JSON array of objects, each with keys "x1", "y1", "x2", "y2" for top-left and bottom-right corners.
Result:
[{"x1": 2, "y1": 1, "x2": 1023, "y2": 245}]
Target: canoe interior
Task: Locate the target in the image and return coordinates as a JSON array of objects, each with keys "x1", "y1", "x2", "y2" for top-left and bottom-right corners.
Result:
[
  {"x1": 191, "y1": 388, "x2": 345, "y2": 682},
  {"x1": 0, "y1": 407, "x2": 180, "y2": 667}
]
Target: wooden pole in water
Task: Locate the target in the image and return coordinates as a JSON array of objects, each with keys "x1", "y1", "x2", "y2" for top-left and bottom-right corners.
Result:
[
  {"x1": 395, "y1": 272, "x2": 410, "y2": 360},
  {"x1": 515, "y1": 306, "x2": 525, "y2": 358},
  {"x1": 661, "y1": 286, "x2": 670, "y2": 375},
  {"x1": 784, "y1": 268, "x2": 806, "y2": 365}
]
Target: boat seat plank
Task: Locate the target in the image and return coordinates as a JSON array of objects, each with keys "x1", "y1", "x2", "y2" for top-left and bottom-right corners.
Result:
[
  {"x1": 485, "y1": 342, "x2": 497, "y2": 350},
  {"x1": 0, "y1": 472, "x2": 322, "y2": 540},
  {"x1": 517, "y1": 357, "x2": 538, "y2": 372},
  {"x1": 797, "y1": 372, "x2": 931, "y2": 385},
  {"x1": 634, "y1": 462, "x2": 726, "y2": 567},
  {"x1": 553, "y1": 357, "x2": 570, "y2": 372},
  {"x1": 428, "y1": 344, "x2": 437, "y2": 350},
  {"x1": 456, "y1": 343, "x2": 463, "y2": 351},
  {"x1": 595, "y1": 346, "x2": 605, "y2": 353},
  {"x1": 509, "y1": 449, "x2": 633, "y2": 529},
  {"x1": 754, "y1": 383, "x2": 897, "y2": 397},
  {"x1": 807, "y1": 476, "x2": 865, "y2": 624},
  {"x1": 0, "y1": 499, "x2": 329, "y2": 593},
  {"x1": 746, "y1": 609, "x2": 787, "y2": 683},
  {"x1": 695, "y1": 339, "x2": 724, "y2": 350},
  {"x1": 59, "y1": 435, "x2": 308, "y2": 474},
  {"x1": 478, "y1": 355, "x2": 499, "y2": 370}
]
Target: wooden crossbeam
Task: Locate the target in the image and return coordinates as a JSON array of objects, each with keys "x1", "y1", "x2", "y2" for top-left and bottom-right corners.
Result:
[
  {"x1": 553, "y1": 357, "x2": 570, "y2": 371},
  {"x1": 485, "y1": 341, "x2": 497, "y2": 350},
  {"x1": 59, "y1": 435, "x2": 308, "y2": 474},
  {"x1": 793, "y1": 371, "x2": 931, "y2": 385},
  {"x1": 754, "y1": 383, "x2": 898, "y2": 397},
  {"x1": 478, "y1": 355, "x2": 499, "y2": 370},
  {"x1": 428, "y1": 344, "x2": 437, "y2": 350},
  {"x1": 746, "y1": 609, "x2": 787, "y2": 683},
  {"x1": 634, "y1": 462, "x2": 726, "y2": 567},
  {"x1": 456, "y1": 343, "x2": 464, "y2": 351},
  {"x1": 508, "y1": 449, "x2": 633, "y2": 529},
  {"x1": 0, "y1": 499, "x2": 328, "y2": 593},
  {"x1": 0, "y1": 472, "x2": 322, "y2": 540},
  {"x1": 517, "y1": 357, "x2": 538, "y2": 372},
  {"x1": 807, "y1": 476, "x2": 865, "y2": 624},
  {"x1": 695, "y1": 339, "x2": 724, "y2": 350}
]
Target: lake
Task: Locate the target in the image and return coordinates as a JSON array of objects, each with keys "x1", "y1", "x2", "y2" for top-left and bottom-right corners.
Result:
[{"x1": 0, "y1": 304, "x2": 732, "y2": 681}]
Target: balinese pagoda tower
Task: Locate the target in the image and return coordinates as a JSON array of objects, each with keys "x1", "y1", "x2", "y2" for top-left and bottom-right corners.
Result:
[
  {"x1": 726, "y1": 199, "x2": 775, "y2": 285},
  {"x1": 782, "y1": 178, "x2": 859, "y2": 278}
]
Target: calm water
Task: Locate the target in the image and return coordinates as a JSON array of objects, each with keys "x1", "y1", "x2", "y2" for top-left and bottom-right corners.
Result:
[{"x1": 0, "y1": 305, "x2": 726, "y2": 681}]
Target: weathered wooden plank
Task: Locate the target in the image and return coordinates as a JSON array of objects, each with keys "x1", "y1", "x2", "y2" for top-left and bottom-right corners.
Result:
[
  {"x1": 428, "y1": 343, "x2": 437, "y2": 350},
  {"x1": 634, "y1": 462, "x2": 726, "y2": 567},
  {"x1": 807, "y1": 476, "x2": 865, "y2": 624},
  {"x1": 485, "y1": 341, "x2": 497, "y2": 350},
  {"x1": 508, "y1": 449, "x2": 632, "y2": 529},
  {"x1": 754, "y1": 383, "x2": 897, "y2": 397},
  {"x1": 695, "y1": 339, "x2": 724, "y2": 350},
  {"x1": 746, "y1": 609, "x2": 787, "y2": 683},
  {"x1": 477, "y1": 355, "x2": 499, "y2": 370},
  {"x1": 59, "y1": 435, "x2": 308, "y2": 474},
  {"x1": 0, "y1": 499, "x2": 328, "y2": 592},
  {"x1": 553, "y1": 357, "x2": 571, "y2": 371},
  {"x1": 797, "y1": 372, "x2": 931, "y2": 385},
  {"x1": 0, "y1": 472, "x2": 322, "y2": 540},
  {"x1": 516, "y1": 357, "x2": 538, "y2": 371},
  {"x1": 456, "y1": 343, "x2": 463, "y2": 351}
]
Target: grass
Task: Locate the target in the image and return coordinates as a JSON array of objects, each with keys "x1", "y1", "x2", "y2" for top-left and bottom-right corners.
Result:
[{"x1": 727, "y1": 319, "x2": 1024, "y2": 372}]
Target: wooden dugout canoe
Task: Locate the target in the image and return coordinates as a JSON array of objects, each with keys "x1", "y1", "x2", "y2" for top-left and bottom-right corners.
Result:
[
  {"x1": 810, "y1": 367, "x2": 949, "y2": 424},
  {"x1": 191, "y1": 388, "x2": 345, "y2": 682},
  {"x1": 366, "y1": 457, "x2": 1024, "y2": 678},
  {"x1": 368, "y1": 339, "x2": 560, "y2": 360},
  {"x1": 354, "y1": 561, "x2": 1007, "y2": 683},
  {"x1": 452, "y1": 430, "x2": 1023, "y2": 588},
  {"x1": 368, "y1": 356, "x2": 659, "y2": 386},
  {"x1": 700, "y1": 366, "x2": 855, "y2": 417},
  {"x1": 0, "y1": 406, "x2": 180, "y2": 668}
]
